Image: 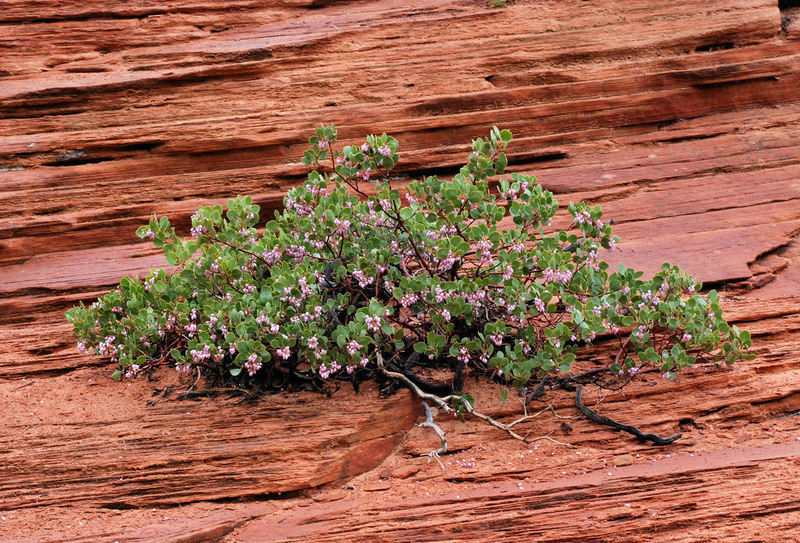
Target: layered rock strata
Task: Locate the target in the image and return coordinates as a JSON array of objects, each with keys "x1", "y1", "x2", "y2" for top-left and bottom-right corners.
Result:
[{"x1": 0, "y1": 0, "x2": 799, "y2": 541}]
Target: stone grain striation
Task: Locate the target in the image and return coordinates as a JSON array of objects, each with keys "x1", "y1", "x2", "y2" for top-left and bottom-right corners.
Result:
[{"x1": 1, "y1": 0, "x2": 799, "y2": 541}]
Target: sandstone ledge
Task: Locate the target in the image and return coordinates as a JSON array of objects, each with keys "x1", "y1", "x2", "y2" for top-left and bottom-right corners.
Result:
[{"x1": 1, "y1": 0, "x2": 799, "y2": 541}]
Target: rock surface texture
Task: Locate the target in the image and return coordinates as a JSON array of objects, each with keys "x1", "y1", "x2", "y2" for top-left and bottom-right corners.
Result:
[{"x1": 1, "y1": 0, "x2": 799, "y2": 541}]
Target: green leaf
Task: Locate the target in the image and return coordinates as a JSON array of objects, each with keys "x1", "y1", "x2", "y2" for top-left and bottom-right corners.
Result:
[
  {"x1": 499, "y1": 388, "x2": 509, "y2": 404},
  {"x1": 495, "y1": 152, "x2": 508, "y2": 174}
]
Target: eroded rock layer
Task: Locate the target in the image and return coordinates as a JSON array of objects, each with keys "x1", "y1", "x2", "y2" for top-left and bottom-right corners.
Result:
[{"x1": 0, "y1": 0, "x2": 799, "y2": 541}]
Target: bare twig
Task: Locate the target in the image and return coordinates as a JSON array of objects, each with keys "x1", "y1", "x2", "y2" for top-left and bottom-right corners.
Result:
[
  {"x1": 506, "y1": 404, "x2": 580, "y2": 429},
  {"x1": 12, "y1": 381, "x2": 34, "y2": 392},
  {"x1": 524, "y1": 376, "x2": 549, "y2": 405},
  {"x1": 455, "y1": 395, "x2": 574, "y2": 448},
  {"x1": 527, "y1": 431, "x2": 574, "y2": 447}
]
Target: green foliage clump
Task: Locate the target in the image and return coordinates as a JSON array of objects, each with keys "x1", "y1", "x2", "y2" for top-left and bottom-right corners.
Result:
[{"x1": 66, "y1": 126, "x2": 752, "y2": 393}]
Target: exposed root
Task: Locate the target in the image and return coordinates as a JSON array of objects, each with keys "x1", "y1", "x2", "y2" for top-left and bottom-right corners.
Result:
[
  {"x1": 378, "y1": 353, "x2": 455, "y2": 413},
  {"x1": 575, "y1": 385, "x2": 681, "y2": 446},
  {"x1": 377, "y1": 353, "x2": 574, "y2": 451},
  {"x1": 418, "y1": 401, "x2": 447, "y2": 471}
]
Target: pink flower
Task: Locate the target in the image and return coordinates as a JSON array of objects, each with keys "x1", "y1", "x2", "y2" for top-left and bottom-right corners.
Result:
[
  {"x1": 346, "y1": 340, "x2": 361, "y2": 356},
  {"x1": 365, "y1": 315, "x2": 381, "y2": 333},
  {"x1": 400, "y1": 292, "x2": 419, "y2": 308},
  {"x1": 245, "y1": 353, "x2": 262, "y2": 376},
  {"x1": 333, "y1": 218, "x2": 350, "y2": 234},
  {"x1": 573, "y1": 210, "x2": 591, "y2": 225},
  {"x1": 352, "y1": 269, "x2": 373, "y2": 288},
  {"x1": 262, "y1": 248, "x2": 282, "y2": 265}
]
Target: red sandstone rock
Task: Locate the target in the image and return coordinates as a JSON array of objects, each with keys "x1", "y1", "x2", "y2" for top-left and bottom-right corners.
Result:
[
  {"x1": 0, "y1": 0, "x2": 799, "y2": 541},
  {"x1": 0, "y1": 373, "x2": 419, "y2": 511}
]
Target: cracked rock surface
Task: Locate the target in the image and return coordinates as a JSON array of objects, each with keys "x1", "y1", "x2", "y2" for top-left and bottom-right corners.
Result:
[{"x1": 1, "y1": 0, "x2": 799, "y2": 541}]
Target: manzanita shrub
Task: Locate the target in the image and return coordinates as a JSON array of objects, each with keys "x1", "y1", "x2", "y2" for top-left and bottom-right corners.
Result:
[{"x1": 66, "y1": 126, "x2": 753, "y2": 408}]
